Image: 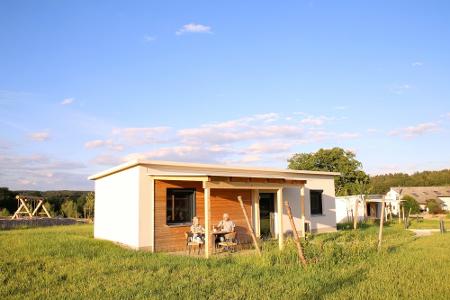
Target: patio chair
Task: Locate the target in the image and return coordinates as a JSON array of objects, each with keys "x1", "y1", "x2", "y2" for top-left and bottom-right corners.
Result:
[
  {"x1": 217, "y1": 231, "x2": 238, "y2": 253},
  {"x1": 184, "y1": 232, "x2": 203, "y2": 255}
]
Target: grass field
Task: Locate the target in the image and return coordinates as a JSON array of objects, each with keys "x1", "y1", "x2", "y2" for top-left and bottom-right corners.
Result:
[
  {"x1": 407, "y1": 217, "x2": 450, "y2": 229},
  {"x1": 1, "y1": 224, "x2": 449, "y2": 299}
]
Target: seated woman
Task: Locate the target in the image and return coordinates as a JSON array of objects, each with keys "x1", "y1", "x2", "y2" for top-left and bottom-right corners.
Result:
[{"x1": 190, "y1": 216, "x2": 205, "y2": 243}]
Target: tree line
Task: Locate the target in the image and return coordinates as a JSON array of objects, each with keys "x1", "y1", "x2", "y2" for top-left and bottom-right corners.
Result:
[
  {"x1": 369, "y1": 169, "x2": 450, "y2": 194},
  {"x1": 0, "y1": 188, "x2": 94, "y2": 218}
]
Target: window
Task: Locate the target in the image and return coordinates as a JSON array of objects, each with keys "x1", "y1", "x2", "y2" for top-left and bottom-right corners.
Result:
[
  {"x1": 310, "y1": 190, "x2": 323, "y2": 215},
  {"x1": 166, "y1": 189, "x2": 195, "y2": 225}
]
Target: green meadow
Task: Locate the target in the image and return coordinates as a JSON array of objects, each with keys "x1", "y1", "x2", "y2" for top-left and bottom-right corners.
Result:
[{"x1": 1, "y1": 223, "x2": 449, "y2": 299}]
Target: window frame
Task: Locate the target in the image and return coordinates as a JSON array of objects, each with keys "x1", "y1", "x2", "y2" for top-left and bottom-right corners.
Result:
[
  {"x1": 310, "y1": 189, "x2": 324, "y2": 216},
  {"x1": 166, "y1": 188, "x2": 196, "y2": 226}
]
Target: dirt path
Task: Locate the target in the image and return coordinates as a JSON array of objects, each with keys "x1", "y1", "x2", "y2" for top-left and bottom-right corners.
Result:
[{"x1": 409, "y1": 229, "x2": 440, "y2": 236}]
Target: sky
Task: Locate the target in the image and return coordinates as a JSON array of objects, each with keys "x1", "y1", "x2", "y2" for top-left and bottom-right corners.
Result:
[{"x1": 1, "y1": 0, "x2": 450, "y2": 190}]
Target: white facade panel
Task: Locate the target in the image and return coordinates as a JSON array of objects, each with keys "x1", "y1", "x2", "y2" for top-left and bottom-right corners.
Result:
[{"x1": 94, "y1": 166, "x2": 141, "y2": 248}]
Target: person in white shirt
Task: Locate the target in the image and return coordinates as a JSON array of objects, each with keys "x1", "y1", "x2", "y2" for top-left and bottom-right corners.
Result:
[
  {"x1": 216, "y1": 213, "x2": 236, "y2": 232},
  {"x1": 216, "y1": 213, "x2": 236, "y2": 243}
]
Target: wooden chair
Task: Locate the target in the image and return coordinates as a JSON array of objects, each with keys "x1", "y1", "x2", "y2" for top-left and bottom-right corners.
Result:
[
  {"x1": 184, "y1": 232, "x2": 203, "y2": 255},
  {"x1": 217, "y1": 231, "x2": 238, "y2": 253}
]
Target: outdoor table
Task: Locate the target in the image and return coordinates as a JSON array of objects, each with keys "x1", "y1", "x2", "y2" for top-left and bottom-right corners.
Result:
[{"x1": 212, "y1": 231, "x2": 231, "y2": 253}]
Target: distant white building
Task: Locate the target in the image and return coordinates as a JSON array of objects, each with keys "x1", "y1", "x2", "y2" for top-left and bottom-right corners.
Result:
[
  {"x1": 335, "y1": 186, "x2": 450, "y2": 223},
  {"x1": 387, "y1": 186, "x2": 450, "y2": 212}
]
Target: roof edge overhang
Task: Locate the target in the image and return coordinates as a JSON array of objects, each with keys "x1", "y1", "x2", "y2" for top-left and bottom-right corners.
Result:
[{"x1": 88, "y1": 159, "x2": 341, "y2": 181}]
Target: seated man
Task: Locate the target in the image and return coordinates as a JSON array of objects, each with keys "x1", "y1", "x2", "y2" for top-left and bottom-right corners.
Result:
[
  {"x1": 216, "y1": 213, "x2": 235, "y2": 242},
  {"x1": 190, "y1": 216, "x2": 204, "y2": 243}
]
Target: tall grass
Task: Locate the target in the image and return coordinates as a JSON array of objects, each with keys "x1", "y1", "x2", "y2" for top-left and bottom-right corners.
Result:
[{"x1": 1, "y1": 224, "x2": 449, "y2": 299}]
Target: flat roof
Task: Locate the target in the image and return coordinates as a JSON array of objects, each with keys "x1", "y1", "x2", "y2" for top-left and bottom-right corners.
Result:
[{"x1": 88, "y1": 159, "x2": 340, "y2": 180}]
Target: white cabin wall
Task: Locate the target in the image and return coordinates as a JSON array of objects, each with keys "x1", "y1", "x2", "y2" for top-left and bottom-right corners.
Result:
[
  {"x1": 94, "y1": 166, "x2": 140, "y2": 248},
  {"x1": 138, "y1": 167, "x2": 154, "y2": 250},
  {"x1": 279, "y1": 175, "x2": 337, "y2": 235}
]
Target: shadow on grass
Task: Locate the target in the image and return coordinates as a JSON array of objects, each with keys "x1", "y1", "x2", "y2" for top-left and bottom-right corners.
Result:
[{"x1": 304, "y1": 268, "x2": 368, "y2": 299}]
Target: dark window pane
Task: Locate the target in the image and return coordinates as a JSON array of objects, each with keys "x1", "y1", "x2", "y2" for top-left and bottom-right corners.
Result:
[
  {"x1": 166, "y1": 189, "x2": 195, "y2": 225},
  {"x1": 310, "y1": 190, "x2": 323, "y2": 215}
]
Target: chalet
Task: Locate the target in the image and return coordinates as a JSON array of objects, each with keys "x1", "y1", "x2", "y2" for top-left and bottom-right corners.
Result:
[{"x1": 89, "y1": 160, "x2": 339, "y2": 257}]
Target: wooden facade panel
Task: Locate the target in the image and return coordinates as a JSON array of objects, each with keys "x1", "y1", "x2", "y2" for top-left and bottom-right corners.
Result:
[{"x1": 154, "y1": 180, "x2": 253, "y2": 252}]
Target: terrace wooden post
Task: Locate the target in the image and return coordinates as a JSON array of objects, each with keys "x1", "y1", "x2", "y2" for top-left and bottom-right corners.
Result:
[
  {"x1": 284, "y1": 201, "x2": 307, "y2": 267},
  {"x1": 377, "y1": 198, "x2": 386, "y2": 252},
  {"x1": 277, "y1": 188, "x2": 284, "y2": 250},
  {"x1": 300, "y1": 185, "x2": 306, "y2": 238},
  {"x1": 252, "y1": 190, "x2": 261, "y2": 237},
  {"x1": 237, "y1": 196, "x2": 261, "y2": 256},
  {"x1": 204, "y1": 187, "x2": 211, "y2": 258}
]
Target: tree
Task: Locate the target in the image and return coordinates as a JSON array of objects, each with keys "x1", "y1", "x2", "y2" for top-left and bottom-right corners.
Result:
[
  {"x1": 369, "y1": 169, "x2": 450, "y2": 194},
  {"x1": 426, "y1": 199, "x2": 442, "y2": 214},
  {"x1": 0, "y1": 187, "x2": 16, "y2": 213},
  {"x1": 83, "y1": 192, "x2": 95, "y2": 219},
  {"x1": 288, "y1": 147, "x2": 369, "y2": 196},
  {"x1": 61, "y1": 200, "x2": 78, "y2": 218},
  {"x1": 402, "y1": 195, "x2": 420, "y2": 214}
]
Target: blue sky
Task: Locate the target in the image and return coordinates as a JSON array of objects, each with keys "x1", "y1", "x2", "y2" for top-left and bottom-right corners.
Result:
[{"x1": 1, "y1": 0, "x2": 450, "y2": 190}]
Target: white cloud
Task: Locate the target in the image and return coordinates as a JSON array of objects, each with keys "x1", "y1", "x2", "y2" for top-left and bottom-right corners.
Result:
[
  {"x1": 29, "y1": 131, "x2": 50, "y2": 142},
  {"x1": 144, "y1": 35, "x2": 156, "y2": 42},
  {"x1": 176, "y1": 23, "x2": 212, "y2": 35},
  {"x1": 0, "y1": 152, "x2": 88, "y2": 190},
  {"x1": 91, "y1": 154, "x2": 121, "y2": 166},
  {"x1": 412, "y1": 62, "x2": 424, "y2": 67},
  {"x1": 61, "y1": 98, "x2": 75, "y2": 105},
  {"x1": 87, "y1": 112, "x2": 362, "y2": 169},
  {"x1": 388, "y1": 122, "x2": 439, "y2": 138},
  {"x1": 391, "y1": 84, "x2": 412, "y2": 95},
  {"x1": 338, "y1": 132, "x2": 360, "y2": 139},
  {"x1": 367, "y1": 128, "x2": 378, "y2": 133},
  {"x1": 84, "y1": 139, "x2": 124, "y2": 151},
  {"x1": 245, "y1": 142, "x2": 292, "y2": 154},
  {"x1": 123, "y1": 145, "x2": 233, "y2": 163},
  {"x1": 112, "y1": 127, "x2": 171, "y2": 145},
  {"x1": 300, "y1": 115, "x2": 334, "y2": 126}
]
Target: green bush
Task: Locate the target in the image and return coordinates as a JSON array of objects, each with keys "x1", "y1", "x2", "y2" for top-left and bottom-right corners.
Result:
[
  {"x1": 426, "y1": 199, "x2": 442, "y2": 214},
  {"x1": 0, "y1": 208, "x2": 10, "y2": 216},
  {"x1": 402, "y1": 195, "x2": 420, "y2": 214},
  {"x1": 61, "y1": 200, "x2": 78, "y2": 218}
]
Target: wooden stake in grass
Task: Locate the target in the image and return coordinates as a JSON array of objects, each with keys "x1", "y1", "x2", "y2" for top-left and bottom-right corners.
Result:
[
  {"x1": 404, "y1": 207, "x2": 412, "y2": 230},
  {"x1": 440, "y1": 217, "x2": 446, "y2": 234},
  {"x1": 237, "y1": 196, "x2": 261, "y2": 256},
  {"x1": 353, "y1": 198, "x2": 359, "y2": 230},
  {"x1": 284, "y1": 201, "x2": 307, "y2": 267},
  {"x1": 377, "y1": 198, "x2": 386, "y2": 253}
]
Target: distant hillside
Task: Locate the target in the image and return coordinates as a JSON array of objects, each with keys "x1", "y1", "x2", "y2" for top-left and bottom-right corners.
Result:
[{"x1": 369, "y1": 169, "x2": 450, "y2": 194}]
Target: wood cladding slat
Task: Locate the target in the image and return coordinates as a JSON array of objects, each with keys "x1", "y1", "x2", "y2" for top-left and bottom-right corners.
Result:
[{"x1": 154, "y1": 180, "x2": 252, "y2": 252}]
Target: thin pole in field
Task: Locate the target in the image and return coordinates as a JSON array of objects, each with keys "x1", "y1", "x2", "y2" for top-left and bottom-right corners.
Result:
[
  {"x1": 237, "y1": 196, "x2": 261, "y2": 256},
  {"x1": 284, "y1": 201, "x2": 307, "y2": 267},
  {"x1": 377, "y1": 197, "x2": 386, "y2": 253}
]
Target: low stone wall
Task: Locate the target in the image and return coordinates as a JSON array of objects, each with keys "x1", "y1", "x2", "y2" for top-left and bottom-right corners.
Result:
[{"x1": 0, "y1": 217, "x2": 87, "y2": 230}]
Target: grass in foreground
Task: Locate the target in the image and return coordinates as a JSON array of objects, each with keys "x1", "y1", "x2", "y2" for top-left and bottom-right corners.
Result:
[{"x1": 1, "y1": 224, "x2": 449, "y2": 299}]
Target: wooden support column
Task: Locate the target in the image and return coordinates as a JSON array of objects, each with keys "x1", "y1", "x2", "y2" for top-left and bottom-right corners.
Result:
[
  {"x1": 252, "y1": 189, "x2": 260, "y2": 237},
  {"x1": 204, "y1": 186, "x2": 211, "y2": 258},
  {"x1": 277, "y1": 188, "x2": 284, "y2": 250},
  {"x1": 300, "y1": 185, "x2": 306, "y2": 238}
]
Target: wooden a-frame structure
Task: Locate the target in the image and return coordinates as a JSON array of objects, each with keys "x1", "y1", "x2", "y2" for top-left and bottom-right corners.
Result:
[{"x1": 11, "y1": 195, "x2": 52, "y2": 219}]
